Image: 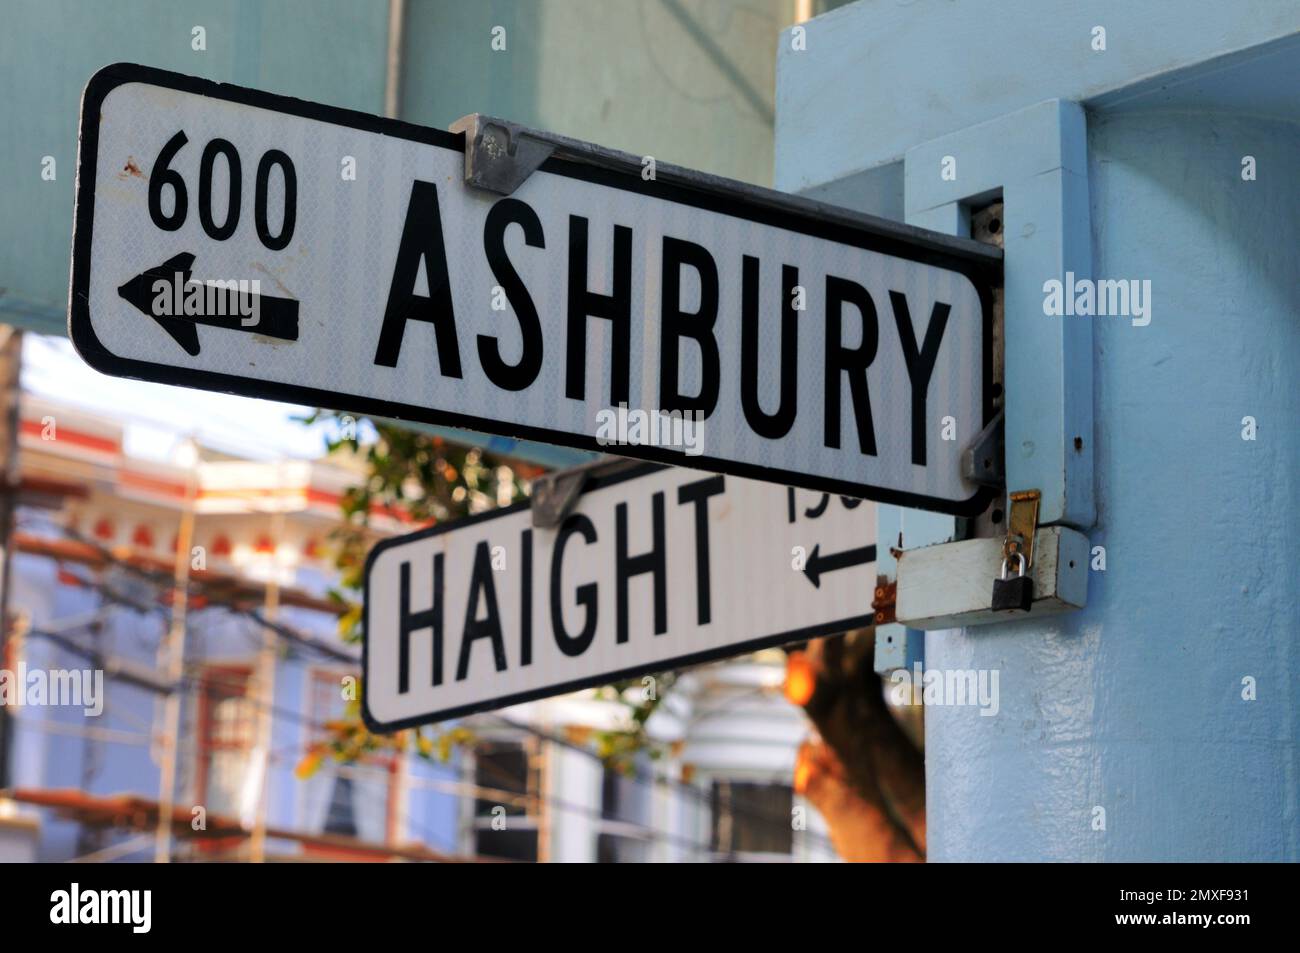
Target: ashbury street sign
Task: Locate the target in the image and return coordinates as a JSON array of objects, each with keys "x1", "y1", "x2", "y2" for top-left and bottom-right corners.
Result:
[
  {"x1": 70, "y1": 64, "x2": 999, "y2": 515},
  {"x1": 363, "y1": 464, "x2": 877, "y2": 729},
  {"x1": 68, "y1": 64, "x2": 1000, "y2": 729}
]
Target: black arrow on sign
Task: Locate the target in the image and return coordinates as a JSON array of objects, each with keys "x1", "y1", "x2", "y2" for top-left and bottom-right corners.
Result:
[
  {"x1": 117, "y1": 252, "x2": 299, "y2": 357},
  {"x1": 802, "y1": 542, "x2": 877, "y2": 589}
]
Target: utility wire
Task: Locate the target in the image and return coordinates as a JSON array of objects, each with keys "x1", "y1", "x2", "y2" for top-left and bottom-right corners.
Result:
[
  {"x1": 26, "y1": 623, "x2": 814, "y2": 859},
  {"x1": 21, "y1": 524, "x2": 834, "y2": 855},
  {"x1": 22, "y1": 627, "x2": 728, "y2": 859}
]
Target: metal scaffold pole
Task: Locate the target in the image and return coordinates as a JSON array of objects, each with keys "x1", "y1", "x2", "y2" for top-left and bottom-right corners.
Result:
[
  {"x1": 153, "y1": 438, "x2": 198, "y2": 862},
  {"x1": 0, "y1": 327, "x2": 23, "y2": 792}
]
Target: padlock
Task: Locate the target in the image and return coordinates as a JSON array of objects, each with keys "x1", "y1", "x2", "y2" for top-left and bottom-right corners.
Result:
[{"x1": 991, "y1": 552, "x2": 1034, "y2": 612}]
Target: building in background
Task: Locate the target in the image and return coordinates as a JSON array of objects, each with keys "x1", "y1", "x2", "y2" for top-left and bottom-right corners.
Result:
[
  {"x1": 3, "y1": 390, "x2": 464, "y2": 861},
  {"x1": 0, "y1": 0, "x2": 852, "y2": 862},
  {"x1": 2, "y1": 388, "x2": 835, "y2": 862}
]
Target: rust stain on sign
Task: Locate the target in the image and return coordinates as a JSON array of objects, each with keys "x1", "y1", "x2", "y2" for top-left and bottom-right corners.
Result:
[
  {"x1": 250, "y1": 262, "x2": 294, "y2": 298},
  {"x1": 118, "y1": 157, "x2": 146, "y2": 180}
]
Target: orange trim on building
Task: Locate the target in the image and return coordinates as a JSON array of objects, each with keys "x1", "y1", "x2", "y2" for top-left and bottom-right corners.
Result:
[
  {"x1": 119, "y1": 469, "x2": 189, "y2": 500},
  {"x1": 12, "y1": 533, "x2": 347, "y2": 616},
  {"x1": 8, "y1": 788, "x2": 487, "y2": 863},
  {"x1": 20, "y1": 419, "x2": 120, "y2": 456}
]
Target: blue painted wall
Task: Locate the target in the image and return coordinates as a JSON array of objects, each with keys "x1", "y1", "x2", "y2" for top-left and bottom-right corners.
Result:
[
  {"x1": 777, "y1": 1, "x2": 1300, "y2": 860},
  {"x1": 923, "y1": 109, "x2": 1300, "y2": 860}
]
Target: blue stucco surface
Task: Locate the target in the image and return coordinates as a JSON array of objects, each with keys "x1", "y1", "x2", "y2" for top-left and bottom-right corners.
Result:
[{"x1": 778, "y1": 1, "x2": 1300, "y2": 860}]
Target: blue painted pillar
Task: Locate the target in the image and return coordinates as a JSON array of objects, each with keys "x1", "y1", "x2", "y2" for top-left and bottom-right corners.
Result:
[{"x1": 776, "y1": 3, "x2": 1300, "y2": 860}]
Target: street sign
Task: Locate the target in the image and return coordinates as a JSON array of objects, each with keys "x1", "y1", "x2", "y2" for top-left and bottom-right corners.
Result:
[
  {"x1": 363, "y1": 464, "x2": 877, "y2": 729},
  {"x1": 70, "y1": 64, "x2": 998, "y2": 515}
]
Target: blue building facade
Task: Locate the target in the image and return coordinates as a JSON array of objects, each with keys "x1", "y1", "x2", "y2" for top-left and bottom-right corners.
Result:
[
  {"x1": 776, "y1": 1, "x2": 1300, "y2": 860},
  {"x1": 2, "y1": 400, "x2": 463, "y2": 861}
]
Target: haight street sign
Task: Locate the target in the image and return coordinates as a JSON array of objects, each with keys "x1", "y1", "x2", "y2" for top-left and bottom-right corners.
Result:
[
  {"x1": 69, "y1": 64, "x2": 1000, "y2": 515},
  {"x1": 363, "y1": 464, "x2": 877, "y2": 730}
]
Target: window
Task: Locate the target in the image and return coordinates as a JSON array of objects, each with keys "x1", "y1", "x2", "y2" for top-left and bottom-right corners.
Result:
[
  {"x1": 194, "y1": 664, "x2": 254, "y2": 822},
  {"x1": 595, "y1": 768, "x2": 651, "y2": 863},
  {"x1": 322, "y1": 774, "x2": 359, "y2": 837},
  {"x1": 471, "y1": 739, "x2": 540, "y2": 862},
  {"x1": 305, "y1": 668, "x2": 398, "y2": 847},
  {"x1": 710, "y1": 780, "x2": 794, "y2": 859}
]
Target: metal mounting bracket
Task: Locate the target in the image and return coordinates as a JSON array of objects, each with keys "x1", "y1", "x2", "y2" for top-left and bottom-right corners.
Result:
[
  {"x1": 896, "y1": 525, "x2": 1088, "y2": 629},
  {"x1": 450, "y1": 114, "x2": 558, "y2": 195},
  {"x1": 530, "y1": 456, "x2": 638, "y2": 529},
  {"x1": 1003, "y1": 488, "x2": 1042, "y2": 570},
  {"x1": 446, "y1": 115, "x2": 1004, "y2": 271},
  {"x1": 962, "y1": 407, "x2": 1005, "y2": 488}
]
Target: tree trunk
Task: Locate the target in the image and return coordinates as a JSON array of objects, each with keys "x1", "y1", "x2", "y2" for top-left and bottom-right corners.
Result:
[{"x1": 793, "y1": 630, "x2": 926, "y2": 862}]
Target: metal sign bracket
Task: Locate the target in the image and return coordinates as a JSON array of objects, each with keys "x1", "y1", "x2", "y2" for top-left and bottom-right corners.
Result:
[
  {"x1": 448, "y1": 114, "x2": 1006, "y2": 274},
  {"x1": 450, "y1": 114, "x2": 558, "y2": 195},
  {"x1": 529, "y1": 456, "x2": 639, "y2": 529},
  {"x1": 1004, "y1": 488, "x2": 1042, "y2": 570},
  {"x1": 962, "y1": 407, "x2": 1005, "y2": 489}
]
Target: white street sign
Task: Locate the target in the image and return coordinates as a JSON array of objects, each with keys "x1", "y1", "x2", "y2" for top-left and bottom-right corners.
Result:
[
  {"x1": 363, "y1": 464, "x2": 877, "y2": 729},
  {"x1": 71, "y1": 65, "x2": 998, "y2": 514}
]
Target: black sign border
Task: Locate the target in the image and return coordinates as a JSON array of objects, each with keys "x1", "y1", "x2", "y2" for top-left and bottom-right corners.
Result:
[
  {"x1": 361, "y1": 462, "x2": 880, "y2": 731},
  {"x1": 70, "y1": 62, "x2": 997, "y2": 517}
]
